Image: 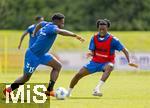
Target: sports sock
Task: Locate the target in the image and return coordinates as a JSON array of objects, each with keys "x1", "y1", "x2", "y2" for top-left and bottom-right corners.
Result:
[
  {"x1": 95, "y1": 80, "x2": 105, "y2": 91},
  {"x1": 10, "y1": 83, "x2": 24, "y2": 91},
  {"x1": 68, "y1": 88, "x2": 73, "y2": 94},
  {"x1": 47, "y1": 80, "x2": 55, "y2": 91}
]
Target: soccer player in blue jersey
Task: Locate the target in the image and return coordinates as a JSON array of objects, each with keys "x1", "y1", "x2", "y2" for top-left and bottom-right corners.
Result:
[
  {"x1": 67, "y1": 19, "x2": 138, "y2": 97},
  {"x1": 3, "y1": 13, "x2": 85, "y2": 97},
  {"x1": 18, "y1": 16, "x2": 46, "y2": 49}
]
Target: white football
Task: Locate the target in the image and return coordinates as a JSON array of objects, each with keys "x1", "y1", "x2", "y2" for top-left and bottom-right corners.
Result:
[{"x1": 55, "y1": 87, "x2": 68, "y2": 100}]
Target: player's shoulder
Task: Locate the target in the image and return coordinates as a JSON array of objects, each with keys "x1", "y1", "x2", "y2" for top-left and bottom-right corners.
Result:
[
  {"x1": 110, "y1": 34, "x2": 119, "y2": 41},
  {"x1": 47, "y1": 22, "x2": 58, "y2": 29},
  {"x1": 40, "y1": 21, "x2": 48, "y2": 24},
  {"x1": 28, "y1": 24, "x2": 35, "y2": 29}
]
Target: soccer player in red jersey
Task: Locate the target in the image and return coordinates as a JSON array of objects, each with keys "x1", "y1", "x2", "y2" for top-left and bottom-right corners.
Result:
[{"x1": 67, "y1": 19, "x2": 138, "y2": 97}]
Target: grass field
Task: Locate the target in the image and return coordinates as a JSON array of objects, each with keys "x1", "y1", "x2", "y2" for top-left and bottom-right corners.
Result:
[
  {"x1": 0, "y1": 30, "x2": 150, "y2": 51},
  {"x1": 0, "y1": 71, "x2": 150, "y2": 108},
  {"x1": 0, "y1": 30, "x2": 150, "y2": 108}
]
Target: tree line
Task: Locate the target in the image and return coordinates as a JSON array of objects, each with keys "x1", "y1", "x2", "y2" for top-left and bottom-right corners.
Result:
[{"x1": 0, "y1": 0, "x2": 149, "y2": 31}]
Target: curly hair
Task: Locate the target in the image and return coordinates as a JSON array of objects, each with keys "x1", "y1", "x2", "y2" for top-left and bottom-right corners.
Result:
[
  {"x1": 96, "y1": 19, "x2": 111, "y2": 28},
  {"x1": 51, "y1": 13, "x2": 65, "y2": 21}
]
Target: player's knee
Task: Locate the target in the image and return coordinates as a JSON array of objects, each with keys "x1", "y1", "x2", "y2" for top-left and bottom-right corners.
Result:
[
  {"x1": 54, "y1": 62, "x2": 62, "y2": 71},
  {"x1": 58, "y1": 63, "x2": 62, "y2": 70},
  {"x1": 104, "y1": 63, "x2": 114, "y2": 72}
]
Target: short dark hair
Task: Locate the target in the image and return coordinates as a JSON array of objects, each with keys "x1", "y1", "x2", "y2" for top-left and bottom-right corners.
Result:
[
  {"x1": 96, "y1": 19, "x2": 111, "y2": 28},
  {"x1": 51, "y1": 13, "x2": 65, "y2": 21},
  {"x1": 35, "y1": 15, "x2": 43, "y2": 21}
]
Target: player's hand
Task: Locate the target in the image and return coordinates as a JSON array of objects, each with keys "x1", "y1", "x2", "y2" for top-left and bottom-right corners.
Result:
[
  {"x1": 128, "y1": 63, "x2": 138, "y2": 68},
  {"x1": 86, "y1": 52, "x2": 94, "y2": 58},
  {"x1": 75, "y1": 35, "x2": 85, "y2": 42}
]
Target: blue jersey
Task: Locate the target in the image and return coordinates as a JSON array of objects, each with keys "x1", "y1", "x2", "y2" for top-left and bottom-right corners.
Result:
[
  {"x1": 35, "y1": 21, "x2": 48, "y2": 36},
  {"x1": 26, "y1": 21, "x2": 48, "y2": 48},
  {"x1": 30, "y1": 22, "x2": 58, "y2": 56},
  {"x1": 89, "y1": 32, "x2": 124, "y2": 54}
]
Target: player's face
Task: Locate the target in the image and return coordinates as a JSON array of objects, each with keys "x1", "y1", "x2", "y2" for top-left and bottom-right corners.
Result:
[
  {"x1": 98, "y1": 24, "x2": 108, "y2": 37},
  {"x1": 57, "y1": 19, "x2": 64, "y2": 28}
]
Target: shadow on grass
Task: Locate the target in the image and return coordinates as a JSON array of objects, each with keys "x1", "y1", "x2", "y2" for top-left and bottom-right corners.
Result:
[
  {"x1": 69, "y1": 96, "x2": 101, "y2": 100},
  {"x1": 51, "y1": 96, "x2": 101, "y2": 100}
]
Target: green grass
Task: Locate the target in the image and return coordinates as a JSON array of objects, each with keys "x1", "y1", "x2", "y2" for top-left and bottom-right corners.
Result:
[
  {"x1": 0, "y1": 71, "x2": 150, "y2": 108},
  {"x1": 0, "y1": 30, "x2": 150, "y2": 52},
  {"x1": 0, "y1": 30, "x2": 150, "y2": 107}
]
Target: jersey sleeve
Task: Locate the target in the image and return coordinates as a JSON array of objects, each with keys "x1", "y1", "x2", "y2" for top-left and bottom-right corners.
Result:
[
  {"x1": 111, "y1": 37, "x2": 124, "y2": 51},
  {"x1": 47, "y1": 25, "x2": 58, "y2": 35},
  {"x1": 89, "y1": 36, "x2": 95, "y2": 51},
  {"x1": 26, "y1": 25, "x2": 35, "y2": 33},
  {"x1": 52, "y1": 25, "x2": 58, "y2": 34},
  {"x1": 40, "y1": 21, "x2": 48, "y2": 27},
  {"x1": 26, "y1": 26, "x2": 31, "y2": 33}
]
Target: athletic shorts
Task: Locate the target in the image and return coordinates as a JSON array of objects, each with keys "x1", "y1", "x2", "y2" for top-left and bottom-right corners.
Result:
[
  {"x1": 24, "y1": 49, "x2": 53, "y2": 74},
  {"x1": 84, "y1": 61, "x2": 113, "y2": 74}
]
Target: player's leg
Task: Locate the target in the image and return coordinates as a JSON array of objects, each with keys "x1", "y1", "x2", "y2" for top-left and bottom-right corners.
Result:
[
  {"x1": 39, "y1": 54, "x2": 62, "y2": 96},
  {"x1": 69, "y1": 67, "x2": 90, "y2": 88},
  {"x1": 93, "y1": 62, "x2": 114, "y2": 96},
  {"x1": 3, "y1": 49, "x2": 39, "y2": 95},
  {"x1": 3, "y1": 73, "x2": 32, "y2": 94},
  {"x1": 67, "y1": 67, "x2": 90, "y2": 96},
  {"x1": 46, "y1": 58, "x2": 62, "y2": 91},
  {"x1": 67, "y1": 61, "x2": 97, "y2": 97}
]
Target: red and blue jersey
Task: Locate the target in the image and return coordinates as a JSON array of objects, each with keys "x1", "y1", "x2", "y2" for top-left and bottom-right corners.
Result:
[{"x1": 89, "y1": 32, "x2": 124, "y2": 63}]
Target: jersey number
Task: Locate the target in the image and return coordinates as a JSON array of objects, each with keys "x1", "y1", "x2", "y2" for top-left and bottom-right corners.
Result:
[{"x1": 26, "y1": 62, "x2": 35, "y2": 73}]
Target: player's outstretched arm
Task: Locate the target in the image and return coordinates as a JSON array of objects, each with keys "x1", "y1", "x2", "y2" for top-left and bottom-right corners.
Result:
[
  {"x1": 18, "y1": 31, "x2": 28, "y2": 50},
  {"x1": 122, "y1": 48, "x2": 138, "y2": 68},
  {"x1": 56, "y1": 29, "x2": 85, "y2": 42},
  {"x1": 33, "y1": 23, "x2": 43, "y2": 37}
]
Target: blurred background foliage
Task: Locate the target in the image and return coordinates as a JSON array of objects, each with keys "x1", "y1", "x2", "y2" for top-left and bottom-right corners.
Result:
[{"x1": 0, "y1": 0, "x2": 150, "y2": 30}]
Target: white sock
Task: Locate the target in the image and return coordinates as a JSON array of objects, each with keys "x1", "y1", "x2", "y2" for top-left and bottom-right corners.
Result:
[
  {"x1": 95, "y1": 80, "x2": 105, "y2": 91},
  {"x1": 67, "y1": 88, "x2": 73, "y2": 95}
]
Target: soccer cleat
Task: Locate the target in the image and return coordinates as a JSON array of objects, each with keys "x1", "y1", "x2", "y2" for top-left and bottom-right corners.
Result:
[
  {"x1": 45, "y1": 90, "x2": 55, "y2": 97},
  {"x1": 92, "y1": 89, "x2": 103, "y2": 97},
  {"x1": 3, "y1": 87, "x2": 12, "y2": 97}
]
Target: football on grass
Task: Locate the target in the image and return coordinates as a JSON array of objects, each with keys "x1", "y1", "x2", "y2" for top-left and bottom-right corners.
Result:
[{"x1": 55, "y1": 87, "x2": 68, "y2": 100}]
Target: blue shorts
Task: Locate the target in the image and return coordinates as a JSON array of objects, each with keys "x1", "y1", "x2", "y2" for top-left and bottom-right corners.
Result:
[
  {"x1": 24, "y1": 49, "x2": 53, "y2": 74},
  {"x1": 84, "y1": 61, "x2": 109, "y2": 74}
]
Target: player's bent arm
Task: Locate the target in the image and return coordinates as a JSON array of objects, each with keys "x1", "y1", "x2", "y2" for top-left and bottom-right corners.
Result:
[
  {"x1": 18, "y1": 31, "x2": 28, "y2": 49},
  {"x1": 33, "y1": 23, "x2": 42, "y2": 36},
  {"x1": 56, "y1": 29, "x2": 85, "y2": 42},
  {"x1": 122, "y1": 48, "x2": 138, "y2": 68},
  {"x1": 122, "y1": 48, "x2": 130, "y2": 63}
]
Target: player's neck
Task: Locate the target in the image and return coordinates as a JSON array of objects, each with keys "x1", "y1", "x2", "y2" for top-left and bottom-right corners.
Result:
[{"x1": 99, "y1": 32, "x2": 108, "y2": 38}]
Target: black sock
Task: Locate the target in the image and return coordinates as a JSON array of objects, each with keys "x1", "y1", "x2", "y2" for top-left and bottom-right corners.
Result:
[
  {"x1": 47, "y1": 80, "x2": 55, "y2": 91},
  {"x1": 10, "y1": 83, "x2": 24, "y2": 91}
]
